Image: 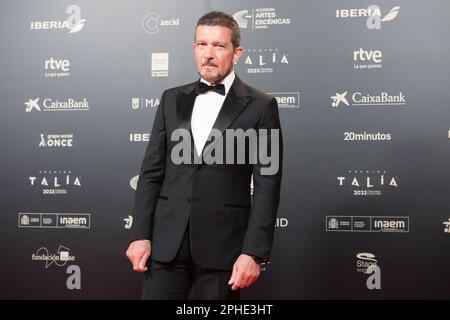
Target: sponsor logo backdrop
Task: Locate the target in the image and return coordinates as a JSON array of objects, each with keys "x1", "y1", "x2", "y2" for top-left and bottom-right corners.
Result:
[{"x1": 1, "y1": 0, "x2": 449, "y2": 299}]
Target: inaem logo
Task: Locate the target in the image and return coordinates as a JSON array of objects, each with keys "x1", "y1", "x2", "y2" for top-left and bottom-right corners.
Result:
[
  {"x1": 66, "y1": 265, "x2": 81, "y2": 290},
  {"x1": 443, "y1": 218, "x2": 450, "y2": 233},
  {"x1": 124, "y1": 215, "x2": 133, "y2": 230}
]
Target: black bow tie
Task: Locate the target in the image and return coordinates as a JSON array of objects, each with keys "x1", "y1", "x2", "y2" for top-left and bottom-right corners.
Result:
[{"x1": 195, "y1": 82, "x2": 226, "y2": 96}]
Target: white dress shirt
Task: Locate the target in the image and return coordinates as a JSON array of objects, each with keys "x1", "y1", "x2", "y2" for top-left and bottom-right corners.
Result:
[{"x1": 191, "y1": 71, "x2": 235, "y2": 157}]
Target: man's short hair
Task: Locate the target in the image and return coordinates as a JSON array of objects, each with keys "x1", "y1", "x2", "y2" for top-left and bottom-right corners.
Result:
[{"x1": 196, "y1": 11, "x2": 241, "y2": 48}]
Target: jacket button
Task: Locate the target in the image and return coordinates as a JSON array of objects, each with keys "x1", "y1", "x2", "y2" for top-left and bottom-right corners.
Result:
[
  {"x1": 187, "y1": 197, "x2": 191, "y2": 203},
  {"x1": 196, "y1": 164, "x2": 202, "y2": 171}
]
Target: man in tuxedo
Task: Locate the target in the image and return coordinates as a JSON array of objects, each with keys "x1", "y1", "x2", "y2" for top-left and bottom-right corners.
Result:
[{"x1": 126, "y1": 11, "x2": 282, "y2": 300}]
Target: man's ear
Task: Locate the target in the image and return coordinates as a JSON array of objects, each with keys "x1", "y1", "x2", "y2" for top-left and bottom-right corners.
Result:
[{"x1": 233, "y1": 47, "x2": 244, "y2": 64}]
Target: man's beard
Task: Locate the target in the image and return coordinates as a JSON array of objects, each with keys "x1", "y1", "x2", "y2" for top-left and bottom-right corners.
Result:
[{"x1": 199, "y1": 65, "x2": 221, "y2": 83}]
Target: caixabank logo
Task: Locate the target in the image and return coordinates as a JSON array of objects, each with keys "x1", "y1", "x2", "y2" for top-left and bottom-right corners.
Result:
[
  {"x1": 331, "y1": 90, "x2": 405, "y2": 108},
  {"x1": 25, "y1": 97, "x2": 90, "y2": 112}
]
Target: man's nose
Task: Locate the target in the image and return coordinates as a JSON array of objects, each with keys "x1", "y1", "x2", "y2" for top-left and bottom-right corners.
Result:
[{"x1": 204, "y1": 45, "x2": 215, "y2": 58}]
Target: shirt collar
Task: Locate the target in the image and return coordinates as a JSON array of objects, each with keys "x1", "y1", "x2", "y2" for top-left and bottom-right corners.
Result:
[{"x1": 200, "y1": 70, "x2": 235, "y2": 96}]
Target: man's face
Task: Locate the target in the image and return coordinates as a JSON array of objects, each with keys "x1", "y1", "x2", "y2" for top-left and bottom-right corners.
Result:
[{"x1": 193, "y1": 25, "x2": 243, "y2": 84}]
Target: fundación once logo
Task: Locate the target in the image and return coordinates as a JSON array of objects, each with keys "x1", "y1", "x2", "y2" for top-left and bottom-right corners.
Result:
[{"x1": 32, "y1": 245, "x2": 76, "y2": 269}]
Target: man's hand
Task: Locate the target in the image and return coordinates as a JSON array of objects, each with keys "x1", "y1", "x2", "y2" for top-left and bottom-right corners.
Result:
[
  {"x1": 126, "y1": 240, "x2": 151, "y2": 272},
  {"x1": 228, "y1": 254, "x2": 261, "y2": 291}
]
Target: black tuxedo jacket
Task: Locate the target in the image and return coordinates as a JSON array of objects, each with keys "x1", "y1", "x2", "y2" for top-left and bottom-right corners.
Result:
[{"x1": 131, "y1": 75, "x2": 282, "y2": 270}]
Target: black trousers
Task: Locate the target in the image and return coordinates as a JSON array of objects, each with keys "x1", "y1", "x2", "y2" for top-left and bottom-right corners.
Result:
[{"x1": 141, "y1": 225, "x2": 240, "y2": 300}]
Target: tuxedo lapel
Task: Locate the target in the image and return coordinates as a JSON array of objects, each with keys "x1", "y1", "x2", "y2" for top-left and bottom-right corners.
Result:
[
  {"x1": 202, "y1": 76, "x2": 253, "y2": 155},
  {"x1": 176, "y1": 87, "x2": 198, "y2": 158},
  {"x1": 175, "y1": 76, "x2": 254, "y2": 159}
]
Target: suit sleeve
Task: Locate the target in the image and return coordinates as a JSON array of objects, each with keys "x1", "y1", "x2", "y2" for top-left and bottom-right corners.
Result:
[
  {"x1": 130, "y1": 90, "x2": 168, "y2": 242},
  {"x1": 241, "y1": 97, "x2": 283, "y2": 262}
]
